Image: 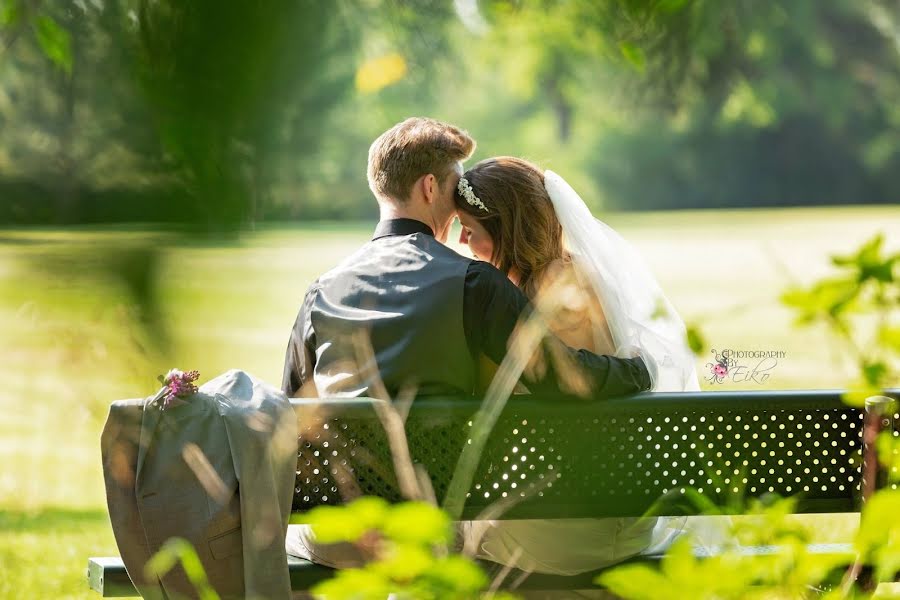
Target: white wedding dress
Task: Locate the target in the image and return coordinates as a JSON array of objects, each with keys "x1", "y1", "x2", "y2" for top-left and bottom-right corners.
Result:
[{"x1": 462, "y1": 170, "x2": 701, "y2": 576}]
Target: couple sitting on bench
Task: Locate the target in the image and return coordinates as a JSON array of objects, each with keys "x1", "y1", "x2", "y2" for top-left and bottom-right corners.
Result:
[{"x1": 280, "y1": 116, "x2": 700, "y2": 581}]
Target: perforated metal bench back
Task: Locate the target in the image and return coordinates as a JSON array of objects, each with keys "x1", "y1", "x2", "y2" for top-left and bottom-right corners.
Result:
[{"x1": 292, "y1": 390, "x2": 877, "y2": 519}]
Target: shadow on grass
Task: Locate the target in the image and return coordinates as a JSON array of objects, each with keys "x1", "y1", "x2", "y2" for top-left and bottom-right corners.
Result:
[{"x1": 0, "y1": 507, "x2": 108, "y2": 533}]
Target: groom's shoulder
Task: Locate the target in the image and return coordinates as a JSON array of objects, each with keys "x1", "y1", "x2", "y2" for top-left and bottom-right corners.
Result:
[
  {"x1": 463, "y1": 260, "x2": 528, "y2": 314},
  {"x1": 466, "y1": 258, "x2": 502, "y2": 276},
  {"x1": 313, "y1": 242, "x2": 374, "y2": 282},
  {"x1": 312, "y1": 237, "x2": 486, "y2": 285},
  {"x1": 414, "y1": 234, "x2": 472, "y2": 263},
  {"x1": 465, "y1": 259, "x2": 517, "y2": 291}
]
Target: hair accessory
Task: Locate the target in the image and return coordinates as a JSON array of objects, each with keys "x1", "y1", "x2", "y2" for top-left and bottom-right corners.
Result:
[{"x1": 457, "y1": 177, "x2": 489, "y2": 212}]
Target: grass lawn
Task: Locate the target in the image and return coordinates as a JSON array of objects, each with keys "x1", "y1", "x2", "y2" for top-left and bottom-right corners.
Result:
[{"x1": 1, "y1": 205, "x2": 898, "y2": 598}]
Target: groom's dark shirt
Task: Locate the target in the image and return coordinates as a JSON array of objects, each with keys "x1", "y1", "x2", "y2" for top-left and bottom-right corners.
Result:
[{"x1": 282, "y1": 218, "x2": 651, "y2": 398}]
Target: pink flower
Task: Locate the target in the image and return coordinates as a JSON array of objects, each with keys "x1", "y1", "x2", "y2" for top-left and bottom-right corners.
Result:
[{"x1": 159, "y1": 369, "x2": 200, "y2": 409}]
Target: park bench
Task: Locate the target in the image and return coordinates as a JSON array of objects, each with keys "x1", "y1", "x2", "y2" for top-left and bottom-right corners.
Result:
[{"x1": 88, "y1": 388, "x2": 900, "y2": 596}]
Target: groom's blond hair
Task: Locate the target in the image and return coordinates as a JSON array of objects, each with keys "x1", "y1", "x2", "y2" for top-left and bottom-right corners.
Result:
[{"x1": 368, "y1": 117, "x2": 476, "y2": 203}]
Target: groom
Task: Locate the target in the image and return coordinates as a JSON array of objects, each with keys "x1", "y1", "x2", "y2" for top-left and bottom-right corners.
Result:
[{"x1": 282, "y1": 117, "x2": 651, "y2": 399}]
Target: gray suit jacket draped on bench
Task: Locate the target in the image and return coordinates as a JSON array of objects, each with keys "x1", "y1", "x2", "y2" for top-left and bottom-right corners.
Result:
[{"x1": 100, "y1": 371, "x2": 297, "y2": 600}]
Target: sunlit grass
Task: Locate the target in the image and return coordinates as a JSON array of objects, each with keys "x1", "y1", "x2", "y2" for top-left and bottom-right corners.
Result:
[
  {"x1": 0, "y1": 205, "x2": 898, "y2": 597},
  {"x1": 0, "y1": 508, "x2": 124, "y2": 600}
]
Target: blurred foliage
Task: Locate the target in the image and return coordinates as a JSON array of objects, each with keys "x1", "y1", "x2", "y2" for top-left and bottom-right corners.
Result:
[
  {"x1": 132, "y1": 0, "x2": 358, "y2": 230},
  {"x1": 0, "y1": 0, "x2": 358, "y2": 228},
  {"x1": 293, "y1": 497, "x2": 517, "y2": 600},
  {"x1": 854, "y1": 411, "x2": 900, "y2": 589},
  {"x1": 855, "y1": 489, "x2": 900, "y2": 587},
  {"x1": 685, "y1": 322, "x2": 706, "y2": 356},
  {"x1": 780, "y1": 233, "x2": 900, "y2": 405},
  {"x1": 146, "y1": 537, "x2": 221, "y2": 600},
  {"x1": 598, "y1": 496, "x2": 853, "y2": 599},
  {"x1": 1, "y1": 0, "x2": 898, "y2": 227},
  {"x1": 584, "y1": 0, "x2": 900, "y2": 209}
]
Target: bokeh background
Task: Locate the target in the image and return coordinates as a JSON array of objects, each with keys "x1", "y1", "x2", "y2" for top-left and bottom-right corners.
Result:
[{"x1": 1, "y1": 0, "x2": 898, "y2": 597}]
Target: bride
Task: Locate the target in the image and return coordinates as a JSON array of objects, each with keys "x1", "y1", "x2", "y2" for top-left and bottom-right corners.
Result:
[{"x1": 453, "y1": 156, "x2": 700, "y2": 577}]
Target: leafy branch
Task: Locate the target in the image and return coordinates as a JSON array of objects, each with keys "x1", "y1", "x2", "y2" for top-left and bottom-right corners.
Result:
[{"x1": 781, "y1": 233, "x2": 899, "y2": 405}]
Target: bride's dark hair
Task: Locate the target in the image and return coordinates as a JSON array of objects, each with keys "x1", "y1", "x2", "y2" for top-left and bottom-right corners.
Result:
[{"x1": 455, "y1": 156, "x2": 564, "y2": 298}]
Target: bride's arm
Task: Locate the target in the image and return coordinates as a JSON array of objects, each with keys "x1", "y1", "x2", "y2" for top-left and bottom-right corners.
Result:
[
  {"x1": 536, "y1": 259, "x2": 616, "y2": 357},
  {"x1": 470, "y1": 262, "x2": 651, "y2": 397}
]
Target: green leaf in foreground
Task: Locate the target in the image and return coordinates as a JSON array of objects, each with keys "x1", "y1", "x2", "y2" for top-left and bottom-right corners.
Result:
[
  {"x1": 34, "y1": 15, "x2": 72, "y2": 74},
  {"x1": 382, "y1": 501, "x2": 452, "y2": 546},
  {"x1": 855, "y1": 489, "x2": 900, "y2": 583},
  {"x1": 145, "y1": 538, "x2": 220, "y2": 600},
  {"x1": 619, "y1": 41, "x2": 646, "y2": 72},
  {"x1": 842, "y1": 385, "x2": 886, "y2": 408},
  {"x1": 879, "y1": 325, "x2": 900, "y2": 353},
  {"x1": 596, "y1": 563, "x2": 670, "y2": 600},
  {"x1": 301, "y1": 496, "x2": 389, "y2": 544},
  {"x1": 422, "y1": 555, "x2": 489, "y2": 593},
  {"x1": 685, "y1": 323, "x2": 706, "y2": 355},
  {"x1": 311, "y1": 567, "x2": 392, "y2": 600},
  {"x1": 370, "y1": 542, "x2": 434, "y2": 582},
  {"x1": 1, "y1": 0, "x2": 22, "y2": 27}
]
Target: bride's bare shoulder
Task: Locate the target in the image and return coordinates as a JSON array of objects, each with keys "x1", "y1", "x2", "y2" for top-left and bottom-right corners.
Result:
[
  {"x1": 536, "y1": 256, "x2": 589, "y2": 308},
  {"x1": 543, "y1": 255, "x2": 575, "y2": 280},
  {"x1": 539, "y1": 255, "x2": 580, "y2": 291}
]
